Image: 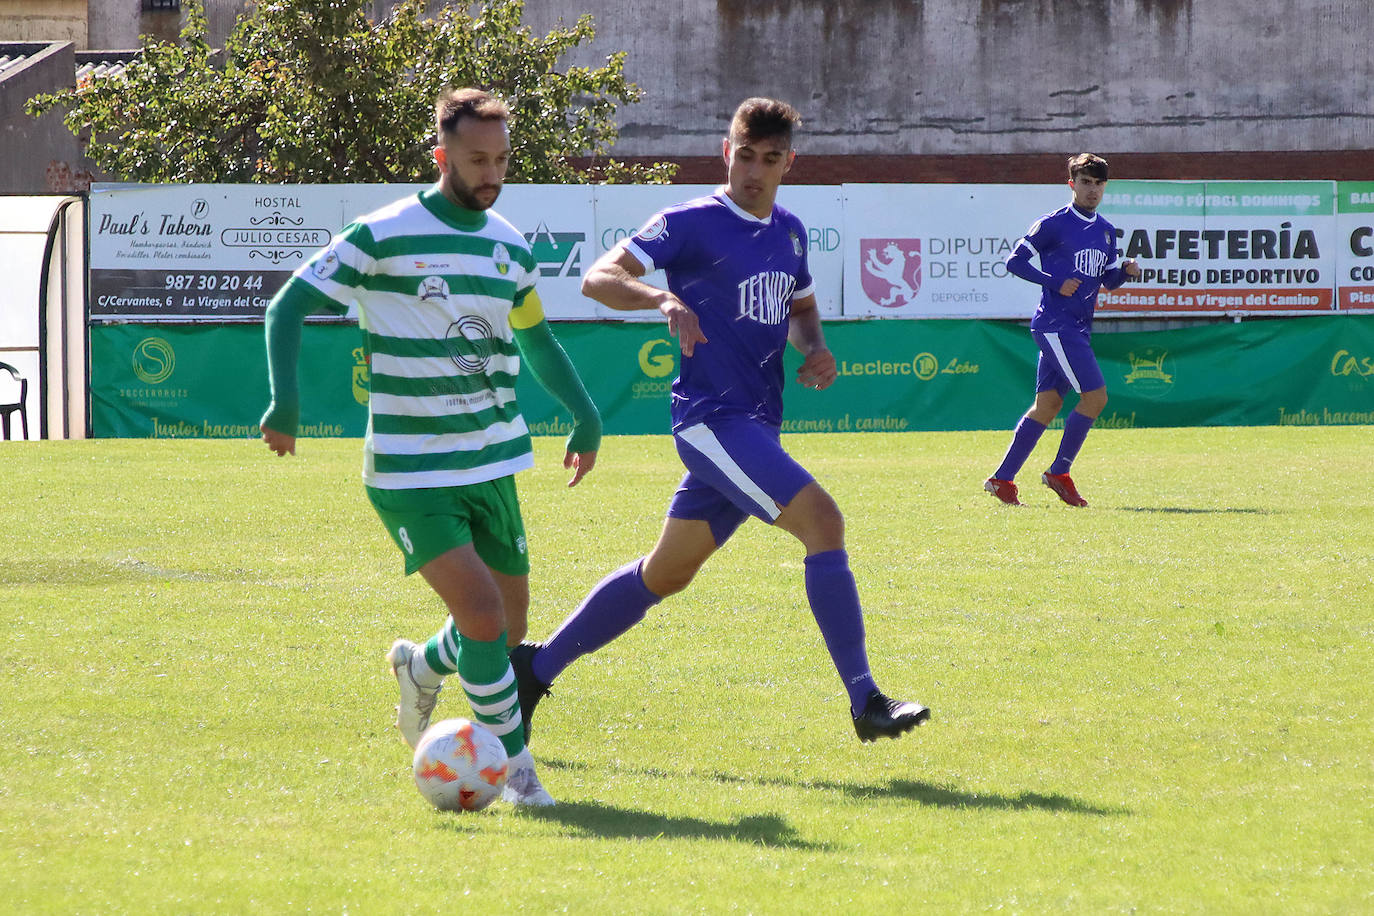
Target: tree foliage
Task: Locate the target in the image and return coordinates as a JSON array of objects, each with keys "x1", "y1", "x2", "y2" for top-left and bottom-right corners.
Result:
[{"x1": 27, "y1": 0, "x2": 674, "y2": 184}]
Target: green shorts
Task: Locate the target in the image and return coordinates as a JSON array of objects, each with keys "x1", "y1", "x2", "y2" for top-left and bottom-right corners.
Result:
[{"x1": 366, "y1": 476, "x2": 529, "y2": 577}]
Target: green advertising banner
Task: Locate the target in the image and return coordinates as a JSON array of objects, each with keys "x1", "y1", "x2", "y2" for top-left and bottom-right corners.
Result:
[
  {"x1": 90, "y1": 316, "x2": 1374, "y2": 438},
  {"x1": 90, "y1": 321, "x2": 370, "y2": 438}
]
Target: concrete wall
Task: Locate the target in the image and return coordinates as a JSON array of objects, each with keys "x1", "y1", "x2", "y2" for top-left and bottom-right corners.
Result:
[
  {"x1": 6, "y1": 0, "x2": 1367, "y2": 190},
  {"x1": 0, "y1": 43, "x2": 94, "y2": 192},
  {"x1": 86, "y1": 0, "x2": 140, "y2": 48},
  {"x1": 515, "y1": 0, "x2": 1374, "y2": 157},
  {"x1": 175, "y1": 1, "x2": 1374, "y2": 157},
  {"x1": 0, "y1": 0, "x2": 87, "y2": 45},
  {"x1": 88, "y1": 0, "x2": 182, "y2": 48}
]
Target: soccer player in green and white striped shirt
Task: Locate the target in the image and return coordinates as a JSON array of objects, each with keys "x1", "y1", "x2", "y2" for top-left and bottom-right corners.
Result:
[{"x1": 261, "y1": 88, "x2": 600, "y2": 807}]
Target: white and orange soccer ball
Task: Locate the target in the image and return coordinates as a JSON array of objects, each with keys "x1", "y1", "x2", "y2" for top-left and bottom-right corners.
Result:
[{"x1": 412, "y1": 718, "x2": 509, "y2": 812}]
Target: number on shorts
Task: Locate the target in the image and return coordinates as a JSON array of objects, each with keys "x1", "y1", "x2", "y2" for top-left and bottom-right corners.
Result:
[{"x1": 398, "y1": 526, "x2": 414, "y2": 554}]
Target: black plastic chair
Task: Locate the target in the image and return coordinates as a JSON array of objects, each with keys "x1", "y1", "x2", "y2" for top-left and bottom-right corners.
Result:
[{"x1": 0, "y1": 361, "x2": 29, "y2": 440}]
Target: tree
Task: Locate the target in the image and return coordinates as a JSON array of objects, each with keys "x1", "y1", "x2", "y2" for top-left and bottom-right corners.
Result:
[{"x1": 27, "y1": 0, "x2": 674, "y2": 184}]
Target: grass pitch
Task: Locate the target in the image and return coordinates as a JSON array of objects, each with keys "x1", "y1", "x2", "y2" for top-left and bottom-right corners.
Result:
[{"x1": 2, "y1": 428, "x2": 1371, "y2": 914}]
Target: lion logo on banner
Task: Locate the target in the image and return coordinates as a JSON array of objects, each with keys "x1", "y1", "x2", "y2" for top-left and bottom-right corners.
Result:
[{"x1": 860, "y1": 239, "x2": 922, "y2": 308}]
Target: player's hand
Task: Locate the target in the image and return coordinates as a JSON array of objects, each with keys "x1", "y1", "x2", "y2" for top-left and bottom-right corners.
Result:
[
  {"x1": 262, "y1": 425, "x2": 297, "y2": 457},
  {"x1": 1058, "y1": 277, "x2": 1083, "y2": 296},
  {"x1": 796, "y1": 347, "x2": 838, "y2": 391},
  {"x1": 1123, "y1": 258, "x2": 1142, "y2": 278},
  {"x1": 659, "y1": 296, "x2": 707, "y2": 357},
  {"x1": 563, "y1": 449, "x2": 597, "y2": 487}
]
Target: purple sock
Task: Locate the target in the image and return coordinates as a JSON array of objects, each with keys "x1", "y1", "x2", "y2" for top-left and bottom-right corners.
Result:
[
  {"x1": 994, "y1": 416, "x2": 1048, "y2": 481},
  {"x1": 531, "y1": 559, "x2": 661, "y2": 685},
  {"x1": 803, "y1": 549, "x2": 878, "y2": 714},
  {"x1": 1049, "y1": 410, "x2": 1095, "y2": 475}
]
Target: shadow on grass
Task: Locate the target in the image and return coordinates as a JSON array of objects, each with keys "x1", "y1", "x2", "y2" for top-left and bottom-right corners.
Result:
[
  {"x1": 543, "y1": 758, "x2": 1127, "y2": 817},
  {"x1": 506, "y1": 802, "x2": 829, "y2": 849},
  {"x1": 1113, "y1": 506, "x2": 1271, "y2": 515},
  {"x1": 843, "y1": 779, "x2": 1125, "y2": 815}
]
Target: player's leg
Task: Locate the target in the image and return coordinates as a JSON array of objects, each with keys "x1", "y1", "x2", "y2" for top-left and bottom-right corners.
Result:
[
  {"x1": 515, "y1": 498, "x2": 723, "y2": 701},
  {"x1": 986, "y1": 340, "x2": 1067, "y2": 504},
  {"x1": 675, "y1": 417, "x2": 928, "y2": 739},
  {"x1": 773, "y1": 482, "x2": 929, "y2": 740},
  {"x1": 492, "y1": 570, "x2": 530, "y2": 647},
  {"x1": 773, "y1": 481, "x2": 873, "y2": 706},
  {"x1": 1040, "y1": 332, "x2": 1105, "y2": 506},
  {"x1": 369, "y1": 484, "x2": 477, "y2": 747},
  {"x1": 415, "y1": 546, "x2": 553, "y2": 806},
  {"x1": 458, "y1": 478, "x2": 556, "y2": 804},
  {"x1": 511, "y1": 475, "x2": 740, "y2": 742}
]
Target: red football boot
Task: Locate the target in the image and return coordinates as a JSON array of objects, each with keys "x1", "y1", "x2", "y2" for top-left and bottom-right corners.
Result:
[
  {"x1": 1042, "y1": 471, "x2": 1088, "y2": 507},
  {"x1": 983, "y1": 477, "x2": 1022, "y2": 506}
]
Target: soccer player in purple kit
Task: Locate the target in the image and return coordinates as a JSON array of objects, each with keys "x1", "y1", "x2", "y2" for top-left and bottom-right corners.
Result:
[
  {"x1": 510, "y1": 97, "x2": 930, "y2": 743},
  {"x1": 984, "y1": 153, "x2": 1142, "y2": 508}
]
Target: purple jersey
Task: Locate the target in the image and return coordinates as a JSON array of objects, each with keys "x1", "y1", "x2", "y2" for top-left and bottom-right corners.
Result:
[
  {"x1": 1010, "y1": 204, "x2": 1122, "y2": 333},
  {"x1": 623, "y1": 190, "x2": 814, "y2": 430}
]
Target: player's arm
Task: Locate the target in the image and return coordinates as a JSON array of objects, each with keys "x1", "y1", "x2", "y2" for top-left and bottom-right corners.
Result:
[
  {"x1": 261, "y1": 280, "x2": 341, "y2": 456},
  {"x1": 1101, "y1": 258, "x2": 1142, "y2": 290},
  {"x1": 510, "y1": 289, "x2": 602, "y2": 487},
  {"x1": 787, "y1": 294, "x2": 838, "y2": 391},
  {"x1": 582, "y1": 246, "x2": 707, "y2": 357},
  {"x1": 1005, "y1": 239, "x2": 1078, "y2": 295}
]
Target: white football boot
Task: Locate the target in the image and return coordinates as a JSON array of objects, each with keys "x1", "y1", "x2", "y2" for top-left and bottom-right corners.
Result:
[
  {"x1": 387, "y1": 639, "x2": 441, "y2": 749},
  {"x1": 501, "y1": 747, "x2": 556, "y2": 807}
]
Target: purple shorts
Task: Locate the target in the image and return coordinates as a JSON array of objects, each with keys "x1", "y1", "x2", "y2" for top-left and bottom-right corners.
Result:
[
  {"x1": 668, "y1": 417, "x2": 815, "y2": 546},
  {"x1": 1032, "y1": 328, "x2": 1105, "y2": 395}
]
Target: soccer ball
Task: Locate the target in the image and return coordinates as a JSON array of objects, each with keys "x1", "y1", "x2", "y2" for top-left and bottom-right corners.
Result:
[{"x1": 412, "y1": 718, "x2": 509, "y2": 812}]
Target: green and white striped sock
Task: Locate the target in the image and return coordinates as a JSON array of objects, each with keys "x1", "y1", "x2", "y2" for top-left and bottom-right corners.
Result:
[
  {"x1": 411, "y1": 618, "x2": 461, "y2": 688},
  {"x1": 456, "y1": 630, "x2": 525, "y2": 758}
]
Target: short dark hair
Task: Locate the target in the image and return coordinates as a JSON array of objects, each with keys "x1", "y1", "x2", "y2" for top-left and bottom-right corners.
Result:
[
  {"x1": 1068, "y1": 153, "x2": 1109, "y2": 181},
  {"x1": 729, "y1": 97, "x2": 801, "y2": 146},
  {"x1": 435, "y1": 88, "x2": 510, "y2": 140}
]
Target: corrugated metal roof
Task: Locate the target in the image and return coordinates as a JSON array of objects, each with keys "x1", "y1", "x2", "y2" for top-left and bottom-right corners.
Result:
[
  {"x1": 0, "y1": 54, "x2": 29, "y2": 79},
  {"x1": 75, "y1": 51, "x2": 139, "y2": 81},
  {"x1": 0, "y1": 48, "x2": 139, "y2": 82},
  {"x1": 75, "y1": 59, "x2": 131, "y2": 81}
]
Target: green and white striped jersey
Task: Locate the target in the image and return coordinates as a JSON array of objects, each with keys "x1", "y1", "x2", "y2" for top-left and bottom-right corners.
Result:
[{"x1": 281, "y1": 185, "x2": 547, "y2": 489}]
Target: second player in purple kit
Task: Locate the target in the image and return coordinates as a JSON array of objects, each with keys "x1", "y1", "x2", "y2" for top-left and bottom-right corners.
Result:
[
  {"x1": 511, "y1": 97, "x2": 931, "y2": 744},
  {"x1": 985, "y1": 153, "x2": 1142, "y2": 508}
]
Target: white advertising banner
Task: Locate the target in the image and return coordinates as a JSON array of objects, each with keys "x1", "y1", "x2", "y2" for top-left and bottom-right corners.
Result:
[
  {"x1": 86, "y1": 180, "x2": 1354, "y2": 323},
  {"x1": 89, "y1": 183, "x2": 602, "y2": 321},
  {"x1": 90, "y1": 183, "x2": 352, "y2": 320},
  {"x1": 842, "y1": 184, "x2": 1067, "y2": 318},
  {"x1": 1337, "y1": 181, "x2": 1374, "y2": 310},
  {"x1": 1096, "y1": 180, "x2": 1206, "y2": 312},
  {"x1": 1101, "y1": 180, "x2": 1337, "y2": 312}
]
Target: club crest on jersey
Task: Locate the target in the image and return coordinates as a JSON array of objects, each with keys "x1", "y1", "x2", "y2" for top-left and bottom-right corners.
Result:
[
  {"x1": 420, "y1": 276, "x2": 450, "y2": 301},
  {"x1": 491, "y1": 243, "x2": 512, "y2": 276},
  {"x1": 790, "y1": 230, "x2": 803, "y2": 257},
  {"x1": 860, "y1": 238, "x2": 922, "y2": 308},
  {"x1": 638, "y1": 214, "x2": 668, "y2": 242},
  {"x1": 311, "y1": 249, "x2": 340, "y2": 280}
]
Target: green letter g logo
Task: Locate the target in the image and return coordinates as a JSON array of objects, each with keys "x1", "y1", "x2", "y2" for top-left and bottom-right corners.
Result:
[{"x1": 638, "y1": 339, "x2": 675, "y2": 378}]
